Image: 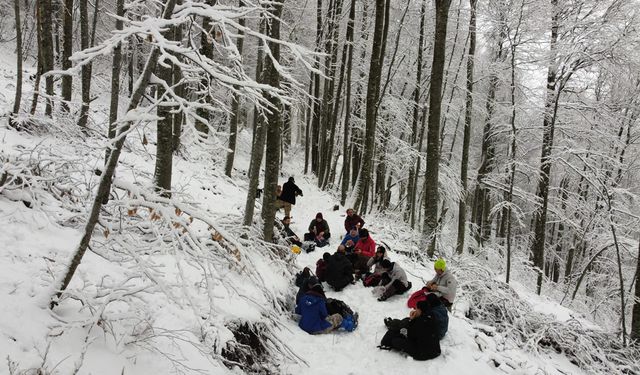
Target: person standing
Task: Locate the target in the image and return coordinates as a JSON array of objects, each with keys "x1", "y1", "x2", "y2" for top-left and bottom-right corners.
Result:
[{"x1": 277, "y1": 177, "x2": 303, "y2": 218}]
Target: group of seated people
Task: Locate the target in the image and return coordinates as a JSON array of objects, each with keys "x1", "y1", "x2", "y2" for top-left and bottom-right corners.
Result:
[{"x1": 290, "y1": 208, "x2": 458, "y2": 361}]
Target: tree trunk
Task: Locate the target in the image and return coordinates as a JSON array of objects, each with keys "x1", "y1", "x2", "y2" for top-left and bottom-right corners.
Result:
[
  {"x1": 52, "y1": 0, "x2": 178, "y2": 308},
  {"x1": 153, "y1": 31, "x2": 175, "y2": 198},
  {"x1": 106, "y1": 0, "x2": 125, "y2": 163},
  {"x1": 77, "y1": 0, "x2": 99, "y2": 128},
  {"x1": 195, "y1": 0, "x2": 217, "y2": 134},
  {"x1": 310, "y1": 0, "x2": 323, "y2": 175},
  {"x1": 39, "y1": 0, "x2": 55, "y2": 117},
  {"x1": 353, "y1": 0, "x2": 387, "y2": 215},
  {"x1": 631, "y1": 240, "x2": 640, "y2": 341},
  {"x1": 10, "y1": 0, "x2": 22, "y2": 126},
  {"x1": 224, "y1": 0, "x2": 246, "y2": 177},
  {"x1": 172, "y1": 3, "x2": 184, "y2": 152},
  {"x1": 261, "y1": 0, "x2": 283, "y2": 242},
  {"x1": 340, "y1": 0, "x2": 357, "y2": 206},
  {"x1": 423, "y1": 0, "x2": 452, "y2": 255},
  {"x1": 455, "y1": 0, "x2": 476, "y2": 255},
  {"x1": 60, "y1": 0, "x2": 73, "y2": 110},
  {"x1": 530, "y1": 0, "x2": 559, "y2": 295}
]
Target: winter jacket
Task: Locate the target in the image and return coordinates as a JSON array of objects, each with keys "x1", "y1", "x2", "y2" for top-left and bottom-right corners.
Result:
[
  {"x1": 279, "y1": 181, "x2": 303, "y2": 205},
  {"x1": 308, "y1": 219, "x2": 331, "y2": 238},
  {"x1": 295, "y1": 291, "x2": 331, "y2": 334},
  {"x1": 367, "y1": 253, "x2": 390, "y2": 275},
  {"x1": 431, "y1": 303, "x2": 449, "y2": 339},
  {"x1": 383, "y1": 262, "x2": 409, "y2": 290},
  {"x1": 406, "y1": 312, "x2": 441, "y2": 360},
  {"x1": 325, "y1": 252, "x2": 353, "y2": 291},
  {"x1": 340, "y1": 233, "x2": 360, "y2": 248},
  {"x1": 354, "y1": 236, "x2": 376, "y2": 258},
  {"x1": 316, "y1": 259, "x2": 328, "y2": 282},
  {"x1": 429, "y1": 270, "x2": 457, "y2": 304},
  {"x1": 344, "y1": 214, "x2": 365, "y2": 232}
]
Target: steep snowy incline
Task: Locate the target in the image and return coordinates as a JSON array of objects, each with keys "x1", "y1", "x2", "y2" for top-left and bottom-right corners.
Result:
[{"x1": 271, "y1": 170, "x2": 584, "y2": 375}]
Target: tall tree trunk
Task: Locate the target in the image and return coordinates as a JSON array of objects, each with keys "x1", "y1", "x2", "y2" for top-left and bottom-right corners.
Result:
[
  {"x1": 172, "y1": 2, "x2": 184, "y2": 152},
  {"x1": 106, "y1": 0, "x2": 125, "y2": 163},
  {"x1": 195, "y1": 0, "x2": 217, "y2": 134},
  {"x1": 310, "y1": 0, "x2": 323, "y2": 175},
  {"x1": 60, "y1": 0, "x2": 73, "y2": 110},
  {"x1": 530, "y1": 0, "x2": 559, "y2": 295},
  {"x1": 631, "y1": 240, "x2": 640, "y2": 341},
  {"x1": 353, "y1": 0, "x2": 387, "y2": 215},
  {"x1": 153, "y1": 29, "x2": 175, "y2": 197},
  {"x1": 39, "y1": 0, "x2": 55, "y2": 117},
  {"x1": 261, "y1": 0, "x2": 283, "y2": 242},
  {"x1": 224, "y1": 0, "x2": 246, "y2": 177},
  {"x1": 10, "y1": 0, "x2": 22, "y2": 126},
  {"x1": 423, "y1": 0, "x2": 452, "y2": 255},
  {"x1": 52, "y1": 0, "x2": 178, "y2": 308},
  {"x1": 455, "y1": 0, "x2": 476, "y2": 254},
  {"x1": 77, "y1": 0, "x2": 99, "y2": 128},
  {"x1": 340, "y1": 0, "x2": 357, "y2": 206}
]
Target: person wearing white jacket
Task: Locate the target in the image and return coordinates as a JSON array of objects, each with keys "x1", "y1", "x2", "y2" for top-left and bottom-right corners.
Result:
[{"x1": 377, "y1": 259, "x2": 412, "y2": 301}]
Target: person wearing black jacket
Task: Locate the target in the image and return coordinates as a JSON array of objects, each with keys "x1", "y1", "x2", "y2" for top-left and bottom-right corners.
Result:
[
  {"x1": 379, "y1": 297, "x2": 441, "y2": 360},
  {"x1": 280, "y1": 216, "x2": 302, "y2": 247},
  {"x1": 277, "y1": 177, "x2": 303, "y2": 218},
  {"x1": 325, "y1": 247, "x2": 354, "y2": 291}
]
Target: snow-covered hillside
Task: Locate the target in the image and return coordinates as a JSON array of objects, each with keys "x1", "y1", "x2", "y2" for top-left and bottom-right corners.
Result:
[{"x1": 0, "y1": 45, "x2": 637, "y2": 375}]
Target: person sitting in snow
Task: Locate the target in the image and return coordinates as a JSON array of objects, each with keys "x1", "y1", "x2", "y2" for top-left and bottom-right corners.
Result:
[
  {"x1": 295, "y1": 268, "x2": 317, "y2": 305},
  {"x1": 353, "y1": 228, "x2": 376, "y2": 258},
  {"x1": 316, "y1": 252, "x2": 331, "y2": 282},
  {"x1": 425, "y1": 258, "x2": 457, "y2": 311},
  {"x1": 344, "y1": 208, "x2": 365, "y2": 233},
  {"x1": 375, "y1": 259, "x2": 412, "y2": 301},
  {"x1": 304, "y1": 212, "x2": 331, "y2": 247},
  {"x1": 276, "y1": 177, "x2": 303, "y2": 218},
  {"x1": 385, "y1": 292, "x2": 449, "y2": 339},
  {"x1": 295, "y1": 283, "x2": 343, "y2": 334},
  {"x1": 325, "y1": 246, "x2": 354, "y2": 291},
  {"x1": 340, "y1": 226, "x2": 360, "y2": 253},
  {"x1": 362, "y1": 246, "x2": 390, "y2": 287},
  {"x1": 379, "y1": 294, "x2": 443, "y2": 360},
  {"x1": 280, "y1": 216, "x2": 302, "y2": 247}
]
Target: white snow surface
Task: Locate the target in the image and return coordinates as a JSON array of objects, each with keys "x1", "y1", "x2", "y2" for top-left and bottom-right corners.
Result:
[{"x1": 0, "y1": 46, "x2": 594, "y2": 375}]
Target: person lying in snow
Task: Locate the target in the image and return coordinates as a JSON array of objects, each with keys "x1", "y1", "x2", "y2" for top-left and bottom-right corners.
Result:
[
  {"x1": 325, "y1": 246, "x2": 354, "y2": 291},
  {"x1": 379, "y1": 294, "x2": 443, "y2": 360},
  {"x1": 362, "y1": 246, "x2": 390, "y2": 287},
  {"x1": 374, "y1": 259, "x2": 412, "y2": 301},
  {"x1": 344, "y1": 208, "x2": 365, "y2": 233},
  {"x1": 304, "y1": 212, "x2": 331, "y2": 247},
  {"x1": 385, "y1": 292, "x2": 449, "y2": 339}
]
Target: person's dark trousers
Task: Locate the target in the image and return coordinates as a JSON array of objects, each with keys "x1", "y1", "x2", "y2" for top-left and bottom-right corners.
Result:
[
  {"x1": 382, "y1": 280, "x2": 411, "y2": 299},
  {"x1": 384, "y1": 317, "x2": 409, "y2": 330},
  {"x1": 440, "y1": 297, "x2": 453, "y2": 312}
]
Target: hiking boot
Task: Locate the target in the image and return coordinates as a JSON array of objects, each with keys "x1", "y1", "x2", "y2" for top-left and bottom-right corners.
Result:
[{"x1": 377, "y1": 295, "x2": 388, "y2": 302}]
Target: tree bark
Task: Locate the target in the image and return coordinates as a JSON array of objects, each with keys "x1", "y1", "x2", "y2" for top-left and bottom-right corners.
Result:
[
  {"x1": 631, "y1": 240, "x2": 640, "y2": 341},
  {"x1": 224, "y1": 0, "x2": 246, "y2": 178},
  {"x1": 10, "y1": 0, "x2": 22, "y2": 126},
  {"x1": 52, "y1": 0, "x2": 178, "y2": 308},
  {"x1": 353, "y1": 0, "x2": 387, "y2": 215},
  {"x1": 195, "y1": 0, "x2": 217, "y2": 134},
  {"x1": 261, "y1": 0, "x2": 284, "y2": 242},
  {"x1": 530, "y1": 0, "x2": 559, "y2": 294},
  {"x1": 106, "y1": 0, "x2": 125, "y2": 163},
  {"x1": 455, "y1": 0, "x2": 476, "y2": 254},
  {"x1": 60, "y1": 0, "x2": 73, "y2": 110},
  {"x1": 39, "y1": 0, "x2": 55, "y2": 117},
  {"x1": 310, "y1": 0, "x2": 323, "y2": 175},
  {"x1": 423, "y1": 0, "x2": 452, "y2": 255},
  {"x1": 340, "y1": 0, "x2": 357, "y2": 206},
  {"x1": 77, "y1": 0, "x2": 99, "y2": 128}
]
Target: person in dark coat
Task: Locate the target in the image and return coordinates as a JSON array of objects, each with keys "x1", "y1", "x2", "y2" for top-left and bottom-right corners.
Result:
[
  {"x1": 385, "y1": 292, "x2": 448, "y2": 339},
  {"x1": 295, "y1": 284, "x2": 343, "y2": 334},
  {"x1": 276, "y1": 177, "x2": 303, "y2": 218},
  {"x1": 280, "y1": 216, "x2": 302, "y2": 247},
  {"x1": 304, "y1": 213, "x2": 331, "y2": 247},
  {"x1": 344, "y1": 208, "x2": 365, "y2": 233},
  {"x1": 316, "y1": 252, "x2": 331, "y2": 282},
  {"x1": 325, "y1": 247, "x2": 354, "y2": 291},
  {"x1": 379, "y1": 295, "x2": 442, "y2": 360}
]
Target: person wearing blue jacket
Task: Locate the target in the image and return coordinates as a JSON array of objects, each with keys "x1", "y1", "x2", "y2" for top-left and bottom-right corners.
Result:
[
  {"x1": 295, "y1": 284, "x2": 343, "y2": 334},
  {"x1": 340, "y1": 227, "x2": 360, "y2": 253}
]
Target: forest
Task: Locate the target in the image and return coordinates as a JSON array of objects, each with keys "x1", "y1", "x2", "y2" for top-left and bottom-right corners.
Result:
[{"x1": 2, "y1": 0, "x2": 640, "y2": 373}]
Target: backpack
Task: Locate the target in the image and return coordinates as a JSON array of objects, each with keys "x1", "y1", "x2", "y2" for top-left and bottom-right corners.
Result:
[
  {"x1": 326, "y1": 298, "x2": 354, "y2": 317},
  {"x1": 363, "y1": 273, "x2": 382, "y2": 287}
]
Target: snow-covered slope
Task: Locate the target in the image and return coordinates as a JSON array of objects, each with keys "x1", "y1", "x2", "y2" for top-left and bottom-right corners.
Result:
[{"x1": 0, "y1": 44, "x2": 634, "y2": 375}]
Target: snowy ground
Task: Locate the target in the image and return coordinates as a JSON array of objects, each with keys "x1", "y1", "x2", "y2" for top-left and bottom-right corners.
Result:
[{"x1": 0, "y1": 44, "x2": 601, "y2": 374}]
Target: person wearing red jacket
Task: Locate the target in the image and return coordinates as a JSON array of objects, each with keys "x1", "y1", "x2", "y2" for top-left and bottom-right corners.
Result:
[{"x1": 354, "y1": 228, "x2": 376, "y2": 258}]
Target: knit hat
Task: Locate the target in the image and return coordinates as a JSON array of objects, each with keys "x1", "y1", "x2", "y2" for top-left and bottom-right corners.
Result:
[
  {"x1": 288, "y1": 176, "x2": 295, "y2": 182},
  {"x1": 323, "y1": 252, "x2": 331, "y2": 261},
  {"x1": 434, "y1": 258, "x2": 446, "y2": 271},
  {"x1": 316, "y1": 212, "x2": 323, "y2": 219},
  {"x1": 358, "y1": 228, "x2": 369, "y2": 238},
  {"x1": 380, "y1": 259, "x2": 392, "y2": 269}
]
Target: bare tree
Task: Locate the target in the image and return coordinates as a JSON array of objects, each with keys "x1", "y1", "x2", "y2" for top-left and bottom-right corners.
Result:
[
  {"x1": 9, "y1": 0, "x2": 22, "y2": 126},
  {"x1": 225, "y1": 0, "x2": 246, "y2": 177},
  {"x1": 60, "y1": 0, "x2": 73, "y2": 111}
]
